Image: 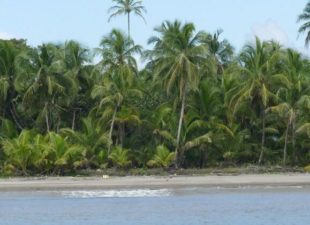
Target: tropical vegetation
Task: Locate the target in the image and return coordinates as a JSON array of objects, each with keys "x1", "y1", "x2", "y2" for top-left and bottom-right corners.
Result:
[{"x1": 0, "y1": 1, "x2": 310, "y2": 175}]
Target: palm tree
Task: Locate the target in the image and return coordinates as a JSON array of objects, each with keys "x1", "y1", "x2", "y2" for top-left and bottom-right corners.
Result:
[
  {"x1": 92, "y1": 76, "x2": 142, "y2": 152},
  {"x1": 0, "y1": 40, "x2": 27, "y2": 130},
  {"x1": 297, "y1": 1, "x2": 310, "y2": 46},
  {"x1": 15, "y1": 44, "x2": 78, "y2": 132},
  {"x1": 93, "y1": 29, "x2": 142, "y2": 154},
  {"x1": 62, "y1": 41, "x2": 91, "y2": 130},
  {"x1": 108, "y1": 0, "x2": 146, "y2": 38},
  {"x1": 96, "y1": 29, "x2": 141, "y2": 72},
  {"x1": 268, "y1": 49, "x2": 310, "y2": 165},
  {"x1": 200, "y1": 29, "x2": 234, "y2": 75},
  {"x1": 146, "y1": 20, "x2": 207, "y2": 167},
  {"x1": 228, "y1": 38, "x2": 286, "y2": 164},
  {"x1": 153, "y1": 112, "x2": 212, "y2": 167}
]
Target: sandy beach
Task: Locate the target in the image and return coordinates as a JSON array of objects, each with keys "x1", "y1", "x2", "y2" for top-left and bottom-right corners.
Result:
[{"x1": 0, "y1": 174, "x2": 309, "y2": 191}]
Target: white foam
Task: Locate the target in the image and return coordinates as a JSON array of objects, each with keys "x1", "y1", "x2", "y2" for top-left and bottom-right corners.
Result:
[
  {"x1": 213, "y1": 185, "x2": 304, "y2": 190},
  {"x1": 61, "y1": 189, "x2": 171, "y2": 198}
]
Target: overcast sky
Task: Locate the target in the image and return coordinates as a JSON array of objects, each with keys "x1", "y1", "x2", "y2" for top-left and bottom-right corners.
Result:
[{"x1": 0, "y1": 0, "x2": 308, "y2": 55}]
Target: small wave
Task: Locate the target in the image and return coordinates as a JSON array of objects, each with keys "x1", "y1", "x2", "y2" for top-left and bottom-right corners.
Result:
[
  {"x1": 61, "y1": 189, "x2": 171, "y2": 198},
  {"x1": 261, "y1": 185, "x2": 303, "y2": 189},
  {"x1": 213, "y1": 185, "x2": 304, "y2": 190}
]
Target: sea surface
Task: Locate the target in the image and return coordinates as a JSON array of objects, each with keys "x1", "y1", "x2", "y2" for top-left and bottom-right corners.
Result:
[{"x1": 0, "y1": 186, "x2": 309, "y2": 225}]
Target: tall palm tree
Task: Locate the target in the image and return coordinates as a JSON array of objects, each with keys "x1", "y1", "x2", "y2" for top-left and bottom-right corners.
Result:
[
  {"x1": 96, "y1": 29, "x2": 141, "y2": 73},
  {"x1": 268, "y1": 49, "x2": 310, "y2": 165},
  {"x1": 93, "y1": 29, "x2": 142, "y2": 154},
  {"x1": 146, "y1": 20, "x2": 207, "y2": 167},
  {"x1": 108, "y1": 0, "x2": 146, "y2": 38},
  {"x1": 62, "y1": 40, "x2": 91, "y2": 130},
  {"x1": 297, "y1": 1, "x2": 310, "y2": 46},
  {"x1": 228, "y1": 38, "x2": 286, "y2": 164}
]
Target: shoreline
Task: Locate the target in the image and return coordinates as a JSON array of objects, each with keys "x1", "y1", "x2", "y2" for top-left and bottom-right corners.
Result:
[{"x1": 0, "y1": 174, "x2": 310, "y2": 191}]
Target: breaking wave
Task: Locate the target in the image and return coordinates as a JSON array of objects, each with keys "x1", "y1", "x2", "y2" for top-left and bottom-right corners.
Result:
[{"x1": 61, "y1": 189, "x2": 171, "y2": 198}]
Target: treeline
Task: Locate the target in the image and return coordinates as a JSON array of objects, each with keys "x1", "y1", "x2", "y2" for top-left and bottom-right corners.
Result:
[{"x1": 0, "y1": 21, "x2": 310, "y2": 175}]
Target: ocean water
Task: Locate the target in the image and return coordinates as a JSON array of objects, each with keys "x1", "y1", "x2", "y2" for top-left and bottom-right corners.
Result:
[{"x1": 0, "y1": 186, "x2": 309, "y2": 225}]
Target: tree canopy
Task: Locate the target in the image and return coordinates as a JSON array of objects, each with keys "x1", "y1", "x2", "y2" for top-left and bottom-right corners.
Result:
[{"x1": 0, "y1": 2, "x2": 310, "y2": 175}]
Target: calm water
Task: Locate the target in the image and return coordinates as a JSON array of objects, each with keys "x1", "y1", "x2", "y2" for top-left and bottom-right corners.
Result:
[{"x1": 0, "y1": 186, "x2": 309, "y2": 225}]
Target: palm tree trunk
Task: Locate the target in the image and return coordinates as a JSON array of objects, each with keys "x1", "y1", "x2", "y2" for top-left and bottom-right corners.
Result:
[
  {"x1": 127, "y1": 12, "x2": 130, "y2": 38},
  {"x1": 292, "y1": 120, "x2": 297, "y2": 163},
  {"x1": 258, "y1": 109, "x2": 266, "y2": 165},
  {"x1": 71, "y1": 110, "x2": 76, "y2": 131},
  {"x1": 45, "y1": 113, "x2": 50, "y2": 133},
  {"x1": 45, "y1": 103, "x2": 50, "y2": 133},
  {"x1": 283, "y1": 120, "x2": 290, "y2": 166},
  {"x1": 175, "y1": 89, "x2": 187, "y2": 168},
  {"x1": 108, "y1": 105, "x2": 118, "y2": 155}
]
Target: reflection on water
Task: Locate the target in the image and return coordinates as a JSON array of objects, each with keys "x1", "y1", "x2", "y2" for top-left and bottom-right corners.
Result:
[{"x1": 0, "y1": 186, "x2": 309, "y2": 225}]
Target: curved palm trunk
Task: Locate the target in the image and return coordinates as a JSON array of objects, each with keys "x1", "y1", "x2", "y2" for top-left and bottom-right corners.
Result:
[
  {"x1": 71, "y1": 110, "x2": 76, "y2": 131},
  {"x1": 258, "y1": 109, "x2": 266, "y2": 165},
  {"x1": 175, "y1": 89, "x2": 187, "y2": 168},
  {"x1": 108, "y1": 105, "x2": 118, "y2": 155},
  {"x1": 283, "y1": 120, "x2": 290, "y2": 166}
]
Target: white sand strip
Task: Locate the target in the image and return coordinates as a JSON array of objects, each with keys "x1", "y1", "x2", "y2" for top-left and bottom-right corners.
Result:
[{"x1": 0, "y1": 174, "x2": 310, "y2": 191}]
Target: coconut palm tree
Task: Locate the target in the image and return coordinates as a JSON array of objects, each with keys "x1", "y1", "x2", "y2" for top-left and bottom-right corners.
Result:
[
  {"x1": 92, "y1": 75, "x2": 142, "y2": 153},
  {"x1": 108, "y1": 0, "x2": 146, "y2": 38},
  {"x1": 0, "y1": 40, "x2": 27, "y2": 130},
  {"x1": 228, "y1": 38, "x2": 287, "y2": 164},
  {"x1": 268, "y1": 49, "x2": 310, "y2": 165},
  {"x1": 200, "y1": 29, "x2": 234, "y2": 75},
  {"x1": 96, "y1": 29, "x2": 142, "y2": 72},
  {"x1": 297, "y1": 1, "x2": 310, "y2": 46},
  {"x1": 145, "y1": 20, "x2": 207, "y2": 167},
  {"x1": 62, "y1": 41, "x2": 91, "y2": 130},
  {"x1": 93, "y1": 29, "x2": 142, "y2": 154},
  {"x1": 15, "y1": 44, "x2": 78, "y2": 132}
]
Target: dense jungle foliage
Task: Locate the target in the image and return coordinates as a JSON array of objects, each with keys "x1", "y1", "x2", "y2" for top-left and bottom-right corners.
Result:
[{"x1": 1, "y1": 0, "x2": 310, "y2": 175}]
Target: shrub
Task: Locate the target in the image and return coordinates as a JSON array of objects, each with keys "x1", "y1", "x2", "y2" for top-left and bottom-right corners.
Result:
[
  {"x1": 109, "y1": 146, "x2": 131, "y2": 169},
  {"x1": 147, "y1": 145, "x2": 175, "y2": 169}
]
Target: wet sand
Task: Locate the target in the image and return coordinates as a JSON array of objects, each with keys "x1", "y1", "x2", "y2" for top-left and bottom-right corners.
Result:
[{"x1": 0, "y1": 174, "x2": 310, "y2": 191}]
